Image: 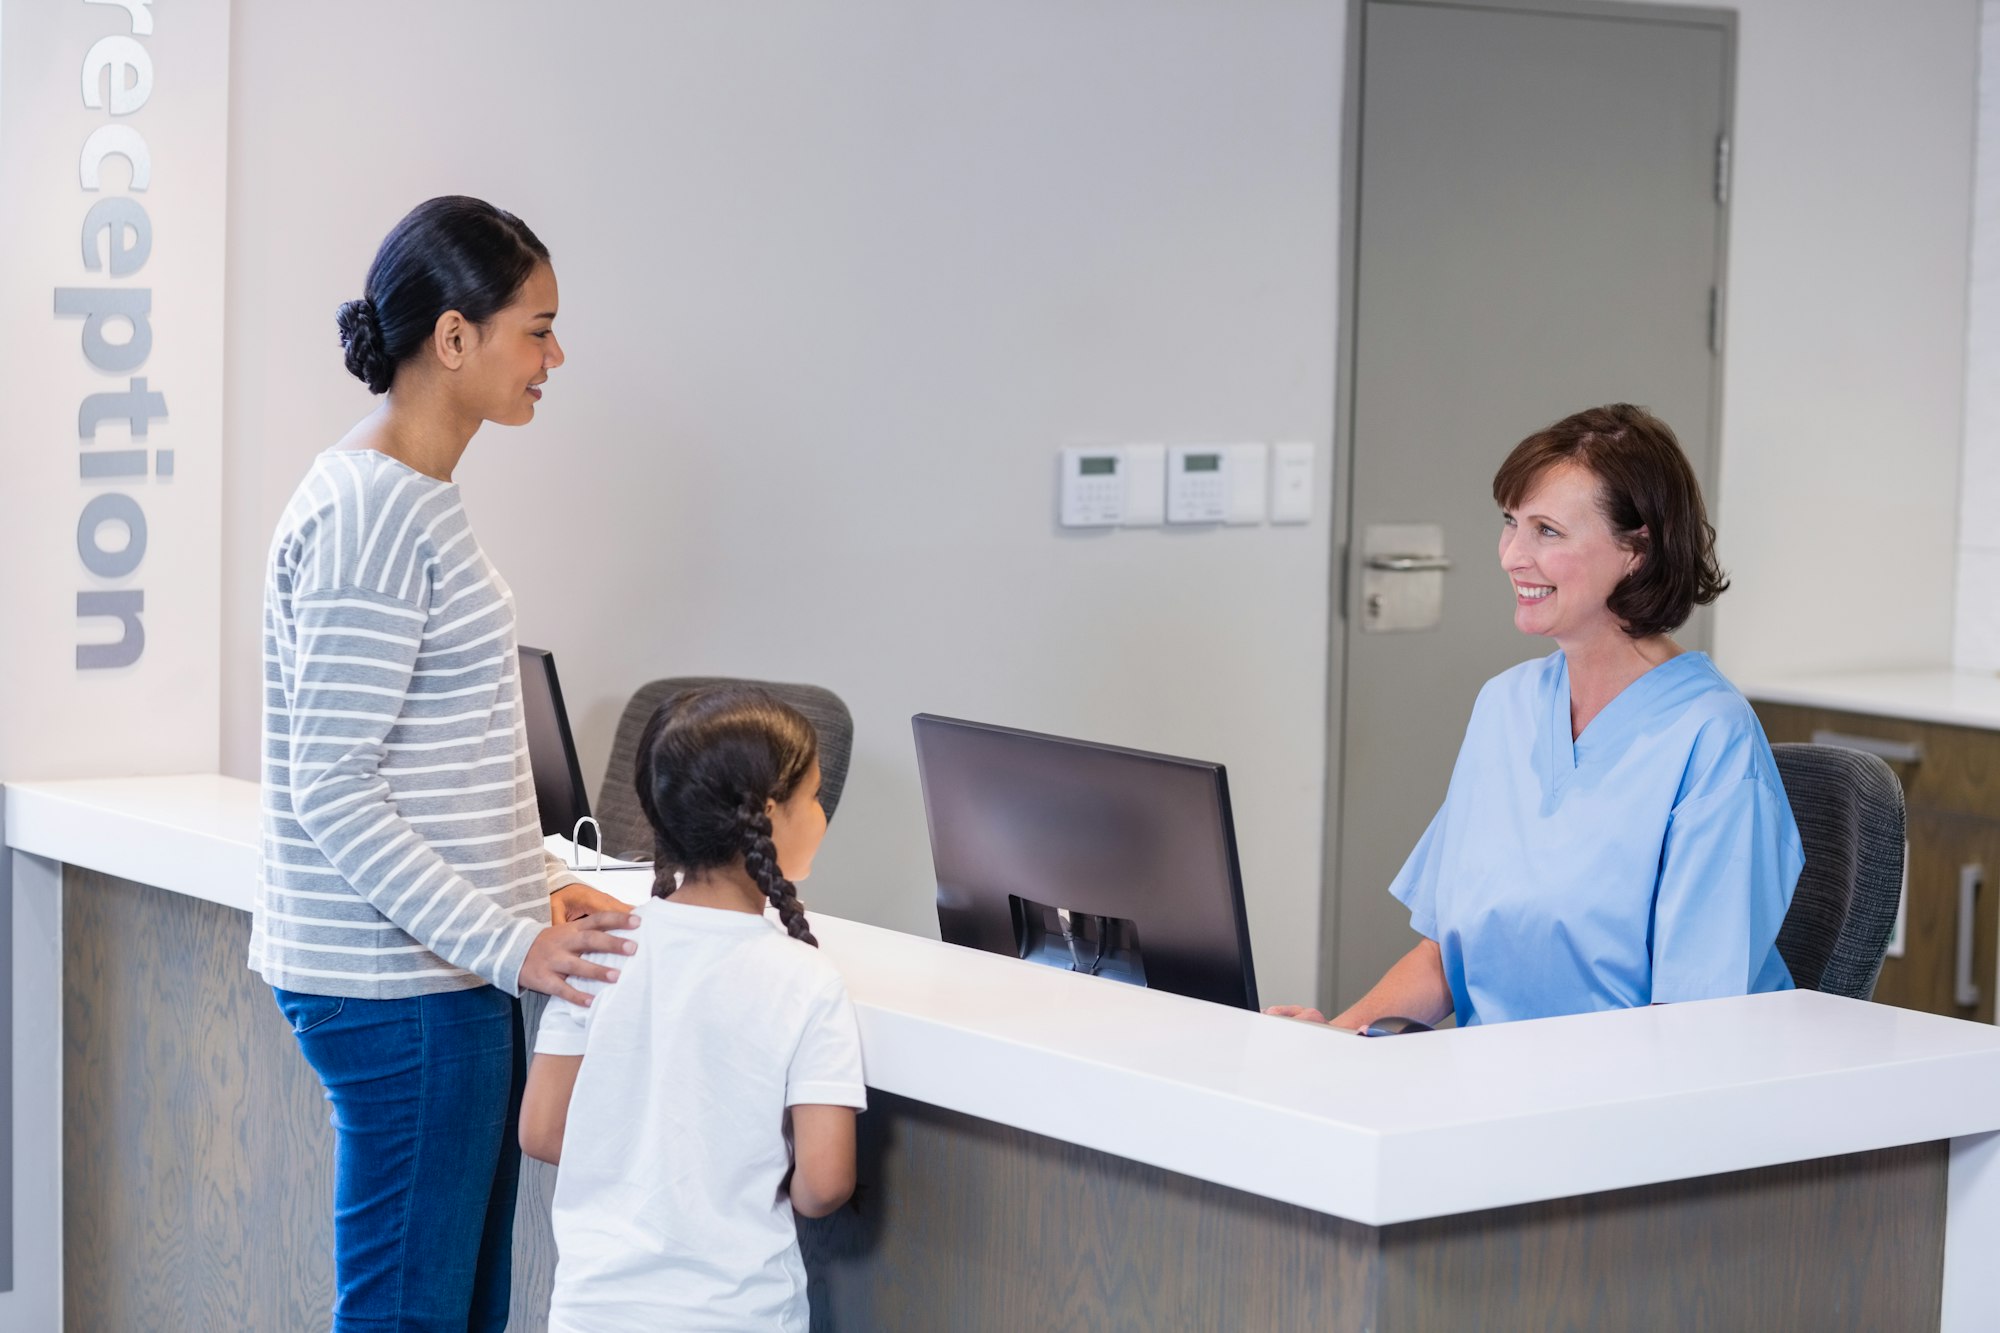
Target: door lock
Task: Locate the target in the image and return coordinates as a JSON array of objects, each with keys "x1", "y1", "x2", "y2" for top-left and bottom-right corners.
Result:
[{"x1": 1360, "y1": 524, "x2": 1449, "y2": 632}]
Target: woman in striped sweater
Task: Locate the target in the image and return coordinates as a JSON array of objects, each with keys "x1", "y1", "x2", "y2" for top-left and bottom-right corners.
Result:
[{"x1": 254, "y1": 196, "x2": 640, "y2": 1333}]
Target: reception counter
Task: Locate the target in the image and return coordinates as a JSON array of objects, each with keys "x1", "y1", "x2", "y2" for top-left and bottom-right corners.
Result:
[{"x1": 9, "y1": 774, "x2": 2000, "y2": 1330}]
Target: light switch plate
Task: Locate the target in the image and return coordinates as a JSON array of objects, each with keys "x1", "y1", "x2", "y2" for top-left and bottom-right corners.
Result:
[
  {"x1": 1272, "y1": 441, "x2": 1314, "y2": 524},
  {"x1": 1225, "y1": 442, "x2": 1269, "y2": 525},
  {"x1": 1121, "y1": 443, "x2": 1166, "y2": 526}
]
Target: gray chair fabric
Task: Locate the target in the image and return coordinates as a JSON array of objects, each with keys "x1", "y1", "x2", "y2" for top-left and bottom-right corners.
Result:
[
  {"x1": 1770, "y1": 742, "x2": 1906, "y2": 1001},
  {"x1": 593, "y1": 677, "x2": 855, "y2": 861}
]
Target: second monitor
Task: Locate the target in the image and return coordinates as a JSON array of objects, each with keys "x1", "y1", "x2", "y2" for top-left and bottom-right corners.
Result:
[{"x1": 913, "y1": 714, "x2": 1259, "y2": 1011}]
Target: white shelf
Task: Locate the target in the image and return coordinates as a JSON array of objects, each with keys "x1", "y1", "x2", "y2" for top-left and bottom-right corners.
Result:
[{"x1": 1742, "y1": 668, "x2": 2000, "y2": 732}]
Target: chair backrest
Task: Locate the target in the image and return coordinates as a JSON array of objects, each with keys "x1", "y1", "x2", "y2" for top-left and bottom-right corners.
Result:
[
  {"x1": 1770, "y1": 742, "x2": 1906, "y2": 1000},
  {"x1": 593, "y1": 677, "x2": 855, "y2": 861}
]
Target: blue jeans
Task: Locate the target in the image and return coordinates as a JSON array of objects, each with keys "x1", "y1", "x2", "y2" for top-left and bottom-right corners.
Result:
[{"x1": 274, "y1": 985, "x2": 525, "y2": 1333}]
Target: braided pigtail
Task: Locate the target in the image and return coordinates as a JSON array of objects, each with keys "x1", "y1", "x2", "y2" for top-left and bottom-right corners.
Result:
[{"x1": 737, "y1": 798, "x2": 817, "y2": 947}]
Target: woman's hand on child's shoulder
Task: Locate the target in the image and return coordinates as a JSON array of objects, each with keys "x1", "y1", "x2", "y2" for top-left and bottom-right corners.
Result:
[{"x1": 520, "y1": 909, "x2": 642, "y2": 1008}]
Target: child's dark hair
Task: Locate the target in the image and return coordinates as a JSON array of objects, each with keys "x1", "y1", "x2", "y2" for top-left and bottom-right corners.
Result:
[
  {"x1": 335, "y1": 195, "x2": 550, "y2": 394},
  {"x1": 634, "y1": 686, "x2": 821, "y2": 946}
]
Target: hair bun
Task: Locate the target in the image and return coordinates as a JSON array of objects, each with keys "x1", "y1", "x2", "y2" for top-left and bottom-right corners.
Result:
[{"x1": 335, "y1": 297, "x2": 394, "y2": 395}]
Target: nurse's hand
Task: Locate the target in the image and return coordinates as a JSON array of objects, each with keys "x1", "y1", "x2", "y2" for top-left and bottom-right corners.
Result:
[
  {"x1": 551, "y1": 882, "x2": 633, "y2": 924},
  {"x1": 1263, "y1": 1004, "x2": 1329, "y2": 1024}
]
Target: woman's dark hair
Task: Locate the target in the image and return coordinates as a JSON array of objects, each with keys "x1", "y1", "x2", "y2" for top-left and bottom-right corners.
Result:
[
  {"x1": 1492, "y1": 403, "x2": 1728, "y2": 638},
  {"x1": 334, "y1": 195, "x2": 550, "y2": 394},
  {"x1": 634, "y1": 686, "x2": 821, "y2": 945}
]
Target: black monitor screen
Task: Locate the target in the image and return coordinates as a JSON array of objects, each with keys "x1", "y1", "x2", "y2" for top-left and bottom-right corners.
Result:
[
  {"x1": 519, "y1": 646, "x2": 592, "y2": 844},
  {"x1": 913, "y1": 714, "x2": 1258, "y2": 1010}
]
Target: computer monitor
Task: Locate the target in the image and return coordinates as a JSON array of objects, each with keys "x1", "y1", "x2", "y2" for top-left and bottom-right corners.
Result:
[
  {"x1": 912, "y1": 714, "x2": 1259, "y2": 1011},
  {"x1": 519, "y1": 646, "x2": 594, "y2": 847}
]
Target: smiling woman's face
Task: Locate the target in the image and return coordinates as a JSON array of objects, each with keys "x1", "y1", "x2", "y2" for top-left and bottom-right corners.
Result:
[
  {"x1": 459, "y1": 261, "x2": 564, "y2": 427},
  {"x1": 1497, "y1": 462, "x2": 1644, "y2": 647}
]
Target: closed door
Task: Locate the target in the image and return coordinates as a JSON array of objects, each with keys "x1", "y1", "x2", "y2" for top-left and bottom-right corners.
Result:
[{"x1": 1330, "y1": 0, "x2": 1732, "y2": 1009}]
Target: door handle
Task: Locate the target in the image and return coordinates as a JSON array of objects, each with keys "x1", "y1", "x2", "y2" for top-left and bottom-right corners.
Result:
[
  {"x1": 1956, "y1": 862, "x2": 1983, "y2": 1010},
  {"x1": 1360, "y1": 524, "x2": 1448, "y2": 633},
  {"x1": 1365, "y1": 554, "x2": 1454, "y2": 573}
]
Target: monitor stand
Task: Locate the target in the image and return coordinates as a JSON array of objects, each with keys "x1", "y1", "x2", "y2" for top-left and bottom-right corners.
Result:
[{"x1": 1012, "y1": 895, "x2": 1148, "y2": 989}]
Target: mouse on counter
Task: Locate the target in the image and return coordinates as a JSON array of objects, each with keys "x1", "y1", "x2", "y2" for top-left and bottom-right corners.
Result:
[{"x1": 1361, "y1": 1015, "x2": 1434, "y2": 1037}]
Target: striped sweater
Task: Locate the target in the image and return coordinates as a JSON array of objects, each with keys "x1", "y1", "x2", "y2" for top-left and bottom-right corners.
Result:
[{"x1": 250, "y1": 448, "x2": 579, "y2": 999}]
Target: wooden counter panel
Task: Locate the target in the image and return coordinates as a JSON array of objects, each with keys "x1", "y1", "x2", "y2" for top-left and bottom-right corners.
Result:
[
  {"x1": 61, "y1": 869, "x2": 574, "y2": 1333},
  {"x1": 1381, "y1": 1140, "x2": 1946, "y2": 1332},
  {"x1": 63, "y1": 868, "x2": 336, "y2": 1332},
  {"x1": 802, "y1": 1094, "x2": 1946, "y2": 1333},
  {"x1": 801, "y1": 1090, "x2": 1380, "y2": 1332}
]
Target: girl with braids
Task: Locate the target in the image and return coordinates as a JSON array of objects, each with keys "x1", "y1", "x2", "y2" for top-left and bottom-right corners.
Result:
[{"x1": 520, "y1": 686, "x2": 866, "y2": 1333}]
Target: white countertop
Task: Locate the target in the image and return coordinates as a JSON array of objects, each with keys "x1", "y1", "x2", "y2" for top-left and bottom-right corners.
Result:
[
  {"x1": 10, "y1": 773, "x2": 2000, "y2": 1227},
  {"x1": 1741, "y1": 667, "x2": 2000, "y2": 732},
  {"x1": 4, "y1": 773, "x2": 261, "y2": 909}
]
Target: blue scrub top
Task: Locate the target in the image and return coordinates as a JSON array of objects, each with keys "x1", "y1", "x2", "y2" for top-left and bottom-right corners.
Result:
[{"x1": 1390, "y1": 650, "x2": 1802, "y2": 1026}]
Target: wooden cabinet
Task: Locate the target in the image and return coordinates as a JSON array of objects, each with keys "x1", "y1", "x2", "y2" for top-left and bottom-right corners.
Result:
[{"x1": 1755, "y1": 701, "x2": 2000, "y2": 1023}]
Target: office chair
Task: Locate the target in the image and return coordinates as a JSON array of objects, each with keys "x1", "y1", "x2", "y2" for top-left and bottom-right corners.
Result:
[
  {"x1": 593, "y1": 677, "x2": 856, "y2": 861},
  {"x1": 1770, "y1": 742, "x2": 1906, "y2": 1001}
]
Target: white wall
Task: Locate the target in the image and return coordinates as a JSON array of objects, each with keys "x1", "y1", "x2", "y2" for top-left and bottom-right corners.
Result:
[
  {"x1": 1959, "y1": 0, "x2": 2000, "y2": 669},
  {"x1": 1692, "y1": 0, "x2": 1975, "y2": 679},
  {"x1": 219, "y1": 1, "x2": 1346, "y2": 1003},
  {"x1": 219, "y1": 0, "x2": 1981, "y2": 1006}
]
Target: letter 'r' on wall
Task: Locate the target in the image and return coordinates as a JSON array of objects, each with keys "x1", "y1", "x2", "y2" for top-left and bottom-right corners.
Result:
[{"x1": 80, "y1": 35, "x2": 154, "y2": 115}]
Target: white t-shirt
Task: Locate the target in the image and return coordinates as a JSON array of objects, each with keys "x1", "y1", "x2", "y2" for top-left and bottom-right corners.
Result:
[{"x1": 535, "y1": 895, "x2": 867, "y2": 1333}]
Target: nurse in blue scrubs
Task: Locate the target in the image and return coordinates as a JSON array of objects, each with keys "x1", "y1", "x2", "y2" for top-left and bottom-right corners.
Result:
[{"x1": 1272, "y1": 403, "x2": 1803, "y2": 1030}]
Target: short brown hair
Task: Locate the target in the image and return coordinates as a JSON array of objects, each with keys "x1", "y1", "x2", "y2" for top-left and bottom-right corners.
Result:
[{"x1": 1492, "y1": 404, "x2": 1727, "y2": 638}]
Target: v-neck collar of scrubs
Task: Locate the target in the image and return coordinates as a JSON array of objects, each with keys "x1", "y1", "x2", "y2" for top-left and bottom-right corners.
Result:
[{"x1": 1547, "y1": 649, "x2": 1709, "y2": 783}]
